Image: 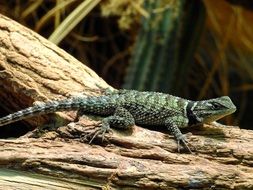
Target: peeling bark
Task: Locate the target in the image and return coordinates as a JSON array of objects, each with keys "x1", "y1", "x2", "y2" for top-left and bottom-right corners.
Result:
[{"x1": 0, "y1": 14, "x2": 253, "y2": 190}]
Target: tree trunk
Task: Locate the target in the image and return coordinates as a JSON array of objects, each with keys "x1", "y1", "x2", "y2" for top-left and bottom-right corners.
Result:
[{"x1": 0, "y1": 14, "x2": 252, "y2": 190}]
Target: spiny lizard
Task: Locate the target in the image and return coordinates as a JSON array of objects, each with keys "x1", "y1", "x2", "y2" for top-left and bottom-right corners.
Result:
[{"x1": 0, "y1": 89, "x2": 236, "y2": 153}]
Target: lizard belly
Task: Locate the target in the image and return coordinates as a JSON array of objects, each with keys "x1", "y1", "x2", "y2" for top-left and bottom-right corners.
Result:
[
  {"x1": 134, "y1": 114, "x2": 166, "y2": 126},
  {"x1": 118, "y1": 96, "x2": 184, "y2": 126},
  {"x1": 122, "y1": 104, "x2": 170, "y2": 126}
]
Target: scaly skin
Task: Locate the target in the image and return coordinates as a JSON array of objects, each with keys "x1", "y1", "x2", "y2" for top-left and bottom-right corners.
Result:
[{"x1": 0, "y1": 89, "x2": 237, "y2": 153}]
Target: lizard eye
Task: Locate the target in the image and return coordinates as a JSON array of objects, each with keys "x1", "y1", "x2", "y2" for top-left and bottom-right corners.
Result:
[{"x1": 211, "y1": 102, "x2": 222, "y2": 109}]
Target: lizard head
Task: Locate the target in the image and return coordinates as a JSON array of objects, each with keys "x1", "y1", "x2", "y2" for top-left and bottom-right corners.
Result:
[{"x1": 190, "y1": 96, "x2": 236, "y2": 124}]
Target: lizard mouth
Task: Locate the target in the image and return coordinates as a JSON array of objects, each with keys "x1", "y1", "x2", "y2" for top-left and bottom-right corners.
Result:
[
  {"x1": 207, "y1": 108, "x2": 236, "y2": 123},
  {"x1": 203, "y1": 105, "x2": 236, "y2": 123}
]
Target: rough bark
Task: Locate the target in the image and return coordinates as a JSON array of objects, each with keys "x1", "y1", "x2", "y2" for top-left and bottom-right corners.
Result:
[
  {"x1": 0, "y1": 14, "x2": 253, "y2": 190},
  {"x1": 0, "y1": 14, "x2": 109, "y2": 129}
]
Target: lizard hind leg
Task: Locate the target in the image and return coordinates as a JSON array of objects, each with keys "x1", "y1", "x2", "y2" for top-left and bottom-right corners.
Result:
[{"x1": 88, "y1": 107, "x2": 135, "y2": 143}]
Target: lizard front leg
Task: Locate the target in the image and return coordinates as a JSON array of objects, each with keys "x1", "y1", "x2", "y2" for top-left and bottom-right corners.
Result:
[
  {"x1": 165, "y1": 117, "x2": 192, "y2": 153},
  {"x1": 88, "y1": 107, "x2": 135, "y2": 143}
]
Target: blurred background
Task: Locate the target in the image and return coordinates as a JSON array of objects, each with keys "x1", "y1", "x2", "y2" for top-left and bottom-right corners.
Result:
[{"x1": 0, "y1": 0, "x2": 252, "y2": 129}]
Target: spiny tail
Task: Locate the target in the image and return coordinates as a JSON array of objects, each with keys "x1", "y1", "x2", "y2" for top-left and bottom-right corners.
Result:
[{"x1": 0, "y1": 96, "x2": 111, "y2": 127}]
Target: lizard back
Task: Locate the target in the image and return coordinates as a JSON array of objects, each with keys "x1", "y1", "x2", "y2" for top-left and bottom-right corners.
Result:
[
  {"x1": 0, "y1": 90, "x2": 190, "y2": 127},
  {"x1": 111, "y1": 90, "x2": 189, "y2": 126}
]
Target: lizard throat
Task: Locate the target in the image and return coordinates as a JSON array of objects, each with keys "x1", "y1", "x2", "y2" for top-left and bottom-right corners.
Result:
[{"x1": 186, "y1": 102, "x2": 200, "y2": 126}]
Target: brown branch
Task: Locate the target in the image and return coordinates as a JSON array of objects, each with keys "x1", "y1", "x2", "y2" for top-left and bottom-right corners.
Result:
[{"x1": 0, "y1": 14, "x2": 253, "y2": 189}]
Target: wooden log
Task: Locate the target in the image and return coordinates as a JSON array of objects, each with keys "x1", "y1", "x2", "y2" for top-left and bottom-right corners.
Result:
[
  {"x1": 0, "y1": 14, "x2": 253, "y2": 189},
  {"x1": 0, "y1": 14, "x2": 109, "y2": 128}
]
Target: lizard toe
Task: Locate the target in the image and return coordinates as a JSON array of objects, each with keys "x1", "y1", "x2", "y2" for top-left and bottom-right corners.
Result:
[
  {"x1": 88, "y1": 124, "x2": 112, "y2": 144},
  {"x1": 177, "y1": 135, "x2": 193, "y2": 154}
]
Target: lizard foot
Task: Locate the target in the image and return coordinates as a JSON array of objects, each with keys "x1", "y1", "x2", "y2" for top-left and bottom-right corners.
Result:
[
  {"x1": 86, "y1": 122, "x2": 113, "y2": 144},
  {"x1": 177, "y1": 135, "x2": 193, "y2": 154}
]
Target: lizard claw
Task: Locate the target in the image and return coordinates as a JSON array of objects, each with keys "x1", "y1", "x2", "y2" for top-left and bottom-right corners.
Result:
[
  {"x1": 88, "y1": 124, "x2": 112, "y2": 144},
  {"x1": 177, "y1": 135, "x2": 193, "y2": 154}
]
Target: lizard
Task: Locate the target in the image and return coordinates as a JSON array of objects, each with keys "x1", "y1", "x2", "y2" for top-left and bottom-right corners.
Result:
[{"x1": 0, "y1": 89, "x2": 237, "y2": 153}]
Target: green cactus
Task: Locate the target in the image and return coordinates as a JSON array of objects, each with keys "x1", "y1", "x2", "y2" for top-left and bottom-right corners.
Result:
[{"x1": 123, "y1": 0, "x2": 206, "y2": 95}]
